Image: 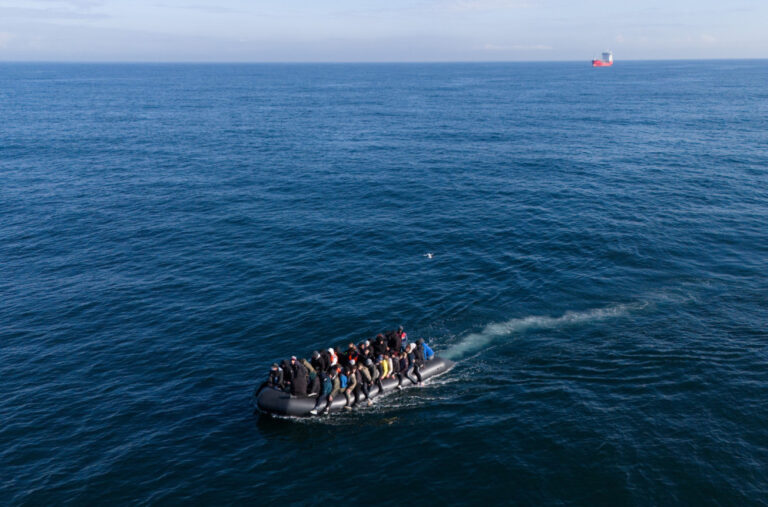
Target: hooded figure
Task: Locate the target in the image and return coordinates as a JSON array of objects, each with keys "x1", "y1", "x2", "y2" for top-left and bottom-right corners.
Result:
[
  {"x1": 280, "y1": 359, "x2": 293, "y2": 385},
  {"x1": 290, "y1": 356, "x2": 308, "y2": 396},
  {"x1": 312, "y1": 350, "x2": 329, "y2": 373},
  {"x1": 373, "y1": 334, "x2": 388, "y2": 357},
  {"x1": 387, "y1": 327, "x2": 403, "y2": 353}
]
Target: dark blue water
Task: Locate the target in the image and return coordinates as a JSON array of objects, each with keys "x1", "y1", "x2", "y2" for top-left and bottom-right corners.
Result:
[{"x1": 2, "y1": 61, "x2": 767, "y2": 505}]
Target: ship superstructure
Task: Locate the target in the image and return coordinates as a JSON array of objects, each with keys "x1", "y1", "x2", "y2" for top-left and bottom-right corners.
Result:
[{"x1": 592, "y1": 51, "x2": 613, "y2": 67}]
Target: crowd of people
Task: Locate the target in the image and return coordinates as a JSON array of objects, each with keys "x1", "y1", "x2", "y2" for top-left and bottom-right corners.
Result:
[{"x1": 254, "y1": 326, "x2": 435, "y2": 415}]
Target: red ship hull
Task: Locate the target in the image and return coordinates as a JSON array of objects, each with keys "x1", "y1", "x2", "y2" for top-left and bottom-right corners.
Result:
[{"x1": 592, "y1": 60, "x2": 613, "y2": 67}]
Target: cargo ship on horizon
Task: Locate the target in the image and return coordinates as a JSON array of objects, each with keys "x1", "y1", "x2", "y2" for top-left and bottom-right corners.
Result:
[{"x1": 592, "y1": 51, "x2": 613, "y2": 67}]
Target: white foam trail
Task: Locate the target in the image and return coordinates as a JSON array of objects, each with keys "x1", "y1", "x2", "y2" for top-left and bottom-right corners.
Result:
[{"x1": 443, "y1": 302, "x2": 647, "y2": 360}]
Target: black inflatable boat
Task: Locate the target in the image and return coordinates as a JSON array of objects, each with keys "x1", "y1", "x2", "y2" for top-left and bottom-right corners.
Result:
[{"x1": 256, "y1": 357, "x2": 455, "y2": 417}]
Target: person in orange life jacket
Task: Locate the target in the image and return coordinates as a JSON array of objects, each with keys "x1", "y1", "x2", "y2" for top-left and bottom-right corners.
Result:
[
  {"x1": 327, "y1": 348, "x2": 339, "y2": 369},
  {"x1": 343, "y1": 361, "x2": 358, "y2": 409},
  {"x1": 289, "y1": 356, "x2": 308, "y2": 396},
  {"x1": 344, "y1": 343, "x2": 359, "y2": 367}
]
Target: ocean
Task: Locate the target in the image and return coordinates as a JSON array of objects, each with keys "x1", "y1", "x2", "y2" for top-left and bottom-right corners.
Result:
[{"x1": 1, "y1": 61, "x2": 767, "y2": 505}]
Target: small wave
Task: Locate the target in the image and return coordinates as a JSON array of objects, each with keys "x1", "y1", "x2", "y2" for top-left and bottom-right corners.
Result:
[{"x1": 443, "y1": 302, "x2": 647, "y2": 360}]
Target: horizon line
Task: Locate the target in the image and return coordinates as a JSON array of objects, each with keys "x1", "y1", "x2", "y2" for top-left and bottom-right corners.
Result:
[{"x1": 1, "y1": 57, "x2": 766, "y2": 65}]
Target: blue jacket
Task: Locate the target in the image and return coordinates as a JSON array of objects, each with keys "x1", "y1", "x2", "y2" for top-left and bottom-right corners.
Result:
[
  {"x1": 423, "y1": 343, "x2": 434, "y2": 360},
  {"x1": 321, "y1": 375, "x2": 333, "y2": 396}
]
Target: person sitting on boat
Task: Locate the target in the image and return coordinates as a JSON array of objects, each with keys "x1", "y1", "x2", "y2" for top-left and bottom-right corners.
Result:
[
  {"x1": 310, "y1": 368, "x2": 341, "y2": 415},
  {"x1": 367, "y1": 357, "x2": 384, "y2": 395},
  {"x1": 253, "y1": 363, "x2": 285, "y2": 397},
  {"x1": 358, "y1": 340, "x2": 373, "y2": 364},
  {"x1": 310, "y1": 371, "x2": 332, "y2": 415},
  {"x1": 301, "y1": 357, "x2": 316, "y2": 375},
  {"x1": 289, "y1": 356, "x2": 308, "y2": 397},
  {"x1": 378, "y1": 354, "x2": 390, "y2": 380},
  {"x1": 357, "y1": 360, "x2": 373, "y2": 406},
  {"x1": 405, "y1": 343, "x2": 423, "y2": 385},
  {"x1": 301, "y1": 357, "x2": 320, "y2": 396},
  {"x1": 388, "y1": 351, "x2": 398, "y2": 380},
  {"x1": 311, "y1": 350, "x2": 328, "y2": 374},
  {"x1": 280, "y1": 359, "x2": 293, "y2": 388},
  {"x1": 373, "y1": 334, "x2": 388, "y2": 357},
  {"x1": 387, "y1": 325, "x2": 406, "y2": 353},
  {"x1": 343, "y1": 361, "x2": 358, "y2": 409},
  {"x1": 327, "y1": 348, "x2": 339, "y2": 370},
  {"x1": 344, "y1": 342, "x2": 359, "y2": 367},
  {"x1": 418, "y1": 338, "x2": 435, "y2": 361},
  {"x1": 307, "y1": 369, "x2": 321, "y2": 396},
  {"x1": 395, "y1": 351, "x2": 409, "y2": 389}
]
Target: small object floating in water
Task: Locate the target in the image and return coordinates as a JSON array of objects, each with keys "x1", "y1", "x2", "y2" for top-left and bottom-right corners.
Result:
[
  {"x1": 256, "y1": 357, "x2": 454, "y2": 417},
  {"x1": 424, "y1": 253, "x2": 434, "y2": 259}
]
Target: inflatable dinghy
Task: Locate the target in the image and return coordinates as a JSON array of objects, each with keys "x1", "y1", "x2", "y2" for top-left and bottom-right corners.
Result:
[{"x1": 256, "y1": 357, "x2": 455, "y2": 417}]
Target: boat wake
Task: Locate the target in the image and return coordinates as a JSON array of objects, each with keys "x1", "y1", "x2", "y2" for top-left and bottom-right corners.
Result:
[{"x1": 443, "y1": 301, "x2": 648, "y2": 360}]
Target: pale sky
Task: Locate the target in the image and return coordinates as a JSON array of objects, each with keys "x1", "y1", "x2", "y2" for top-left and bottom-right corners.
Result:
[{"x1": 0, "y1": 0, "x2": 766, "y2": 61}]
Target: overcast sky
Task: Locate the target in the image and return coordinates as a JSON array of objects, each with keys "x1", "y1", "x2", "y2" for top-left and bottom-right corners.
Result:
[{"x1": 0, "y1": 0, "x2": 766, "y2": 62}]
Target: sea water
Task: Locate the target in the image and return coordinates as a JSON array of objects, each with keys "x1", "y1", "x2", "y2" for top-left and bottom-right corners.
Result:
[{"x1": 1, "y1": 61, "x2": 767, "y2": 504}]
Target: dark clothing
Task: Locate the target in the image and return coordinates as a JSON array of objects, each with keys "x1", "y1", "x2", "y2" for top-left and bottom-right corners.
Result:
[
  {"x1": 268, "y1": 368, "x2": 284, "y2": 389},
  {"x1": 395, "y1": 355, "x2": 409, "y2": 386},
  {"x1": 390, "y1": 356, "x2": 401, "y2": 375},
  {"x1": 405, "y1": 351, "x2": 421, "y2": 384},
  {"x1": 312, "y1": 354, "x2": 329, "y2": 374},
  {"x1": 321, "y1": 374, "x2": 333, "y2": 396},
  {"x1": 405, "y1": 363, "x2": 422, "y2": 384},
  {"x1": 359, "y1": 348, "x2": 373, "y2": 364},
  {"x1": 291, "y1": 376, "x2": 307, "y2": 396},
  {"x1": 345, "y1": 348, "x2": 359, "y2": 366},
  {"x1": 280, "y1": 360, "x2": 293, "y2": 383},
  {"x1": 290, "y1": 362, "x2": 308, "y2": 396},
  {"x1": 413, "y1": 345, "x2": 425, "y2": 367},
  {"x1": 373, "y1": 337, "x2": 388, "y2": 357},
  {"x1": 301, "y1": 359, "x2": 316, "y2": 376},
  {"x1": 313, "y1": 373, "x2": 335, "y2": 413},
  {"x1": 344, "y1": 370, "x2": 358, "y2": 406},
  {"x1": 254, "y1": 367, "x2": 285, "y2": 398},
  {"x1": 366, "y1": 362, "x2": 383, "y2": 394},
  {"x1": 357, "y1": 381, "x2": 369, "y2": 401},
  {"x1": 386, "y1": 330, "x2": 402, "y2": 353}
]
